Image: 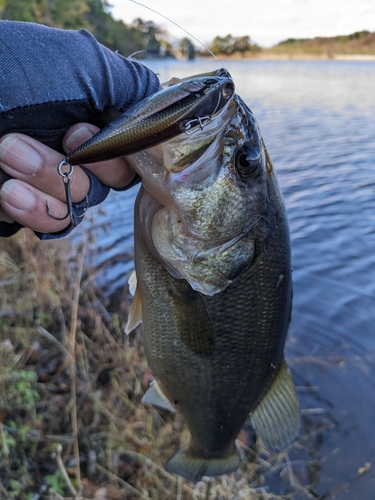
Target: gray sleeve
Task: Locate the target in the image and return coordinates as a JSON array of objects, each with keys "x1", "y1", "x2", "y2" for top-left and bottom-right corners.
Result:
[{"x1": 0, "y1": 21, "x2": 160, "y2": 238}]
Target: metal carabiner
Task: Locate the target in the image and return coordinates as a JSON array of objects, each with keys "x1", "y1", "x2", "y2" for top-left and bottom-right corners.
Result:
[{"x1": 46, "y1": 159, "x2": 88, "y2": 228}]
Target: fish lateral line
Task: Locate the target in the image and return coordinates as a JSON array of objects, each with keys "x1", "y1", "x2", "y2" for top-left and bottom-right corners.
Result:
[{"x1": 129, "y1": 0, "x2": 226, "y2": 70}]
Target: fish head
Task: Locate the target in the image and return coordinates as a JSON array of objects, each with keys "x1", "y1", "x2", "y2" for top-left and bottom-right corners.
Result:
[{"x1": 129, "y1": 87, "x2": 276, "y2": 296}]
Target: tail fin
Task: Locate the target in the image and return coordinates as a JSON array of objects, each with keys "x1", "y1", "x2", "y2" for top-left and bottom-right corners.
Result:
[
  {"x1": 164, "y1": 445, "x2": 241, "y2": 483},
  {"x1": 250, "y1": 360, "x2": 300, "y2": 450}
]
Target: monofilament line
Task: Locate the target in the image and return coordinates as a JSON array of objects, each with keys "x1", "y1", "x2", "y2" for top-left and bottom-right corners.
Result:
[{"x1": 129, "y1": 0, "x2": 225, "y2": 69}]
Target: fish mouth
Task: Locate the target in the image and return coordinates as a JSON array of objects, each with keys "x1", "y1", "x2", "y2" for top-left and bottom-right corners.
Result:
[
  {"x1": 129, "y1": 94, "x2": 262, "y2": 296},
  {"x1": 176, "y1": 78, "x2": 235, "y2": 136},
  {"x1": 125, "y1": 71, "x2": 238, "y2": 212},
  {"x1": 128, "y1": 74, "x2": 269, "y2": 296},
  {"x1": 127, "y1": 94, "x2": 238, "y2": 202}
]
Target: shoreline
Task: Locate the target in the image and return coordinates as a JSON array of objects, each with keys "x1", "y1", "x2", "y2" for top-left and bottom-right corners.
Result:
[{"x1": 195, "y1": 53, "x2": 375, "y2": 62}]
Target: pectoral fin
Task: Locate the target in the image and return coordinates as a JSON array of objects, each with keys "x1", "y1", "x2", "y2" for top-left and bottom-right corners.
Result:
[
  {"x1": 142, "y1": 380, "x2": 175, "y2": 412},
  {"x1": 128, "y1": 270, "x2": 137, "y2": 296},
  {"x1": 167, "y1": 285, "x2": 215, "y2": 357},
  {"x1": 250, "y1": 361, "x2": 300, "y2": 450}
]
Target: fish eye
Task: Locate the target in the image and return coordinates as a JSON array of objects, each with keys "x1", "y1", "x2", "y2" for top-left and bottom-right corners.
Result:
[
  {"x1": 235, "y1": 146, "x2": 262, "y2": 178},
  {"x1": 222, "y1": 83, "x2": 234, "y2": 99}
]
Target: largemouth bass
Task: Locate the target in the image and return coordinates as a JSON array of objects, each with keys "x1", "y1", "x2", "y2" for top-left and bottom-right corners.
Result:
[{"x1": 67, "y1": 70, "x2": 299, "y2": 482}]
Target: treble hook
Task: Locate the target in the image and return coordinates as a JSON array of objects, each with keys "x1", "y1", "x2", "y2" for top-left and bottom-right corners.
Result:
[{"x1": 46, "y1": 159, "x2": 88, "y2": 227}]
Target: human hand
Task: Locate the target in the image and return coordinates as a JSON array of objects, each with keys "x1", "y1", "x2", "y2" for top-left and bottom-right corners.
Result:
[
  {"x1": 0, "y1": 21, "x2": 160, "y2": 239},
  {"x1": 0, "y1": 123, "x2": 136, "y2": 234}
]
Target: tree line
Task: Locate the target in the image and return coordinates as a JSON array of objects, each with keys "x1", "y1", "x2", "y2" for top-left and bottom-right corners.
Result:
[
  {"x1": 0, "y1": 0, "x2": 259, "y2": 57},
  {"x1": 0, "y1": 0, "x2": 171, "y2": 56}
]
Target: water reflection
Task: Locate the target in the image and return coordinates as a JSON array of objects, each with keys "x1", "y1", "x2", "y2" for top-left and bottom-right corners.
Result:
[{"x1": 75, "y1": 60, "x2": 375, "y2": 497}]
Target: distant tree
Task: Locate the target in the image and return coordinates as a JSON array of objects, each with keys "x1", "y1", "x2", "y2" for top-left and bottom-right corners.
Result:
[
  {"x1": 85, "y1": 0, "x2": 140, "y2": 55},
  {"x1": 0, "y1": 0, "x2": 170, "y2": 57},
  {"x1": 337, "y1": 30, "x2": 370, "y2": 42},
  {"x1": 277, "y1": 38, "x2": 308, "y2": 46},
  {"x1": 1, "y1": 0, "x2": 35, "y2": 22},
  {"x1": 277, "y1": 31, "x2": 372, "y2": 48},
  {"x1": 349, "y1": 30, "x2": 369, "y2": 40},
  {"x1": 232, "y1": 35, "x2": 254, "y2": 55},
  {"x1": 178, "y1": 36, "x2": 195, "y2": 59},
  {"x1": 1, "y1": 0, "x2": 91, "y2": 28},
  {"x1": 210, "y1": 34, "x2": 260, "y2": 55},
  {"x1": 132, "y1": 18, "x2": 162, "y2": 54},
  {"x1": 210, "y1": 34, "x2": 234, "y2": 55},
  {"x1": 179, "y1": 37, "x2": 193, "y2": 54},
  {"x1": 51, "y1": 0, "x2": 91, "y2": 30}
]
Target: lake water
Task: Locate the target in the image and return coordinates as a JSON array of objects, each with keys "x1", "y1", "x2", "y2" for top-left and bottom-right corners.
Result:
[{"x1": 76, "y1": 59, "x2": 375, "y2": 498}]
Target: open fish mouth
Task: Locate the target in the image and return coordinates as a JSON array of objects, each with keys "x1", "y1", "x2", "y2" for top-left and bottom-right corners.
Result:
[
  {"x1": 65, "y1": 70, "x2": 277, "y2": 297},
  {"x1": 127, "y1": 87, "x2": 269, "y2": 296}
]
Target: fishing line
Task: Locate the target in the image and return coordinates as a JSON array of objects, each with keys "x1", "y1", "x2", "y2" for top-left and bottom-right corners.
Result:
[{"x1": 129, "y1": 0, "x2": 226, "y2": 69}]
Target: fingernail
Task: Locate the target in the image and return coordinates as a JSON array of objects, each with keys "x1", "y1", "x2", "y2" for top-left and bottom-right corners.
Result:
[
  {"x1": 0, "y1": 135, "x2": 41, "y2": 174},
  {"x1": 0, "y1": 179, "x2": 36, "y2": 210},
  {"x1": 65, "y1": 126, "x2": 92, "y2": 150}
]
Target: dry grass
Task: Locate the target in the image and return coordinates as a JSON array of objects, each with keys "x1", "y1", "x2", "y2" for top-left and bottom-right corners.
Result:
[{"x1": 0, "y1": 230, "x2": 333, "y2": 499}]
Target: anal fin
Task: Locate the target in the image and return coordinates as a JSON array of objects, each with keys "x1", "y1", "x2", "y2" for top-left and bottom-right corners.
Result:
[
  {"x1": 250, "y1": 360, "x2": 300, "y2": 450},
  {"x1": 142, "y1": 380, "x2": 176, "y2": 412}
]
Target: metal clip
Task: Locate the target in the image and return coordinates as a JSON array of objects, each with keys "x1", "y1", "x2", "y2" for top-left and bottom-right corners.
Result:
[
  {"x1": 46, "y1": 159, "x2": 88, "y2": 227},
  {"x1": 179, "y1": 93, "x2": 223, "y2": 135},
  {"x1": 179, "y1": 115, "x2": 212, "y2": 135}
]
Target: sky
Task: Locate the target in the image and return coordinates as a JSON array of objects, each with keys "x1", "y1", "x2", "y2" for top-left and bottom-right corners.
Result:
[{"x1": 109, "y1": 0, "x2": 375, "y2": 47}]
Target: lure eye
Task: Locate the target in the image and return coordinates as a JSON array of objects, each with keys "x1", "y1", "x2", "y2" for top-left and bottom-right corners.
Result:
[
  {"x1": 235, "y1": 146, "x2": 262, "y2": 178},
  {"x1": 203, "y1": 77, "x2": 219, "y2": 85}
]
